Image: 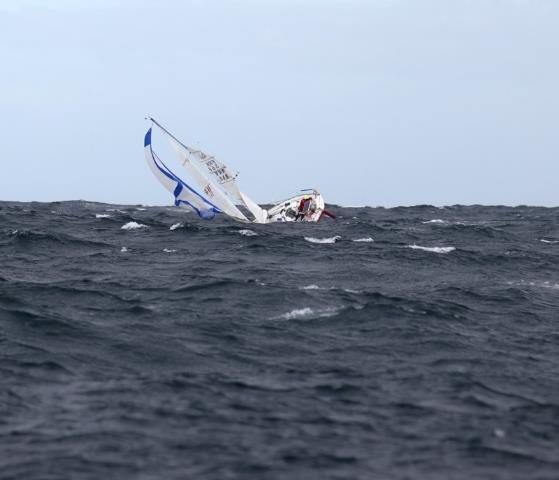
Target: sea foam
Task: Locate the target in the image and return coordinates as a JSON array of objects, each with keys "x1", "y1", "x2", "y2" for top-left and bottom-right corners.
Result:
[
  {"x1": 422, "y1": 219, "x2": 447, "y2": 224},
  {"x1": 408, "y1": 244, "x2": 455, "y2": 254},
  {"x1": 239, "y1": 229, "x2": 258, "y2": 237},
  {"x1": 305, "y1": 236, "x2": 341, "y2": 244},
  {"x1": 275, "y1": 307, "x2": 340, "y2": 320},
  {"x1": 121, "y1": 222, "x2": 148, "y2": 230}
]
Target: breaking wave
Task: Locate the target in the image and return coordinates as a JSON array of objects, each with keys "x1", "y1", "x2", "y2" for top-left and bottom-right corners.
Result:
[
  {"x1": 304, "y1": 235, "x2": 341, "y2": 244},
  {"x1": 238, "y1": 229, "x2": 258, "y2": 237},
  {"x1": 273, "y1": 306, "x2": 341, "y2": 320},
  {"x1": 121, "y1": 221, "x2": 148, "y2": 230},
  {"x1": 169, "y1": 222, "x2": 183, "y2": 231},
  {"x1": 422, "y1": 219, "x2": 447, "y2": 224},
  {"x1": 408, "y1": 244, "x2": 456, "y2": 254}
]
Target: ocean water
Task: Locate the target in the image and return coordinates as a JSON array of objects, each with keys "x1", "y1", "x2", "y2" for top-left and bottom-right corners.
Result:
[{"x1": 1, "y1": 201, "x2": 558, "y2": 479}]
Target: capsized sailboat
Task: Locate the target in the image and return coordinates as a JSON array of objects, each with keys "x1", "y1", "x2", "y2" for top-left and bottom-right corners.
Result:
[{"x1": 144, "y1": 117, "x2": 335, "y2": 223}]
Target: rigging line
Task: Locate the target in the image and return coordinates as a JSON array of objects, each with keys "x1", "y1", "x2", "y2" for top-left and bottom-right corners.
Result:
[{"x1": 146, "y1": 116, "x2": 194, "y2": 154}]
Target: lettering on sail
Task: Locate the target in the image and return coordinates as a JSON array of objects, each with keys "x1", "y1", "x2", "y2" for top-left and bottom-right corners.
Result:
[
  {"x1": 204, "y1": 158, "x2": 232, "y2": 184},
  {"x1": 203, "y1": 184, "x2": 215, "y2": 198}
]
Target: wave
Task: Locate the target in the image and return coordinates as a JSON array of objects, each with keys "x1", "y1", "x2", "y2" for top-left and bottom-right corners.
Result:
[
  {"x1": 305, "y1": 235, "x2": 341, "y2": 244},
  {"x1": 121, "y1": 222, "x2": 148, "y2": 230},
  {"x1": 95, "y1": 214, "x2": 112, "y2": 219},
  {"x1": 273, "y1": 306, "x2": 341, "y2": 320},
  {"x1": 238, "y1": 229, "x2": 258, "y2": 237},
  {"x1": 300, "y1": 284, "x2": 362, "y2": 294},
  {"x1": 408, "y1": 244, "x2": 456, "y2": 254},
  {"x1": 2, "y1": 200, "x2": 559, "y2": 478},
  {"x1": 422, "y1": 219, "x2": 447, "y2": 224},
  {"x1": 352, "y1": 237, "x2": 374, "y2": 242},
  {"x1": 508, "y1": 280, "x2": 559, "y2": 290},
  {"x1": 5, "y1": 229, "x2": 110, "y2": 248}
]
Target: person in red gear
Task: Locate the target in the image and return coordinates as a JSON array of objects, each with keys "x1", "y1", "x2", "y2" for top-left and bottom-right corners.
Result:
[{"x1": 295, "y1": 196, "x2": 311, "y2": 221}]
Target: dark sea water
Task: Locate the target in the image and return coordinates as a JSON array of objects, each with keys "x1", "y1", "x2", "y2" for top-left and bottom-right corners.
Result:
[{"x1": 1, "y1": 200, "x2": 558, "y2": 479}]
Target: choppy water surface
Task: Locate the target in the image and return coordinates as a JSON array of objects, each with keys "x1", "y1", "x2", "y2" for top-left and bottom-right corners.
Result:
[{"x1": 1, "y1": 201, "x2": 558, "y2": 479}]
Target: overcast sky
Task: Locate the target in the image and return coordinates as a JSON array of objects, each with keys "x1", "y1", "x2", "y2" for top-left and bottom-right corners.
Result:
[{"x1": 1, "y1": 0, "x2": 557, "y2": 206}]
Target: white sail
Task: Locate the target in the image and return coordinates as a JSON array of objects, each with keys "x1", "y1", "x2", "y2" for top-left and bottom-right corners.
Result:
[
  {"x1": 191, "y1": 150, "x2": 240, "y2": 200},
  {"x1": 150, "y1": 117, "x2": 267, "y2": 222},
  {"x1": 168, "y1": 137, "x2": 249, "y2": 222},
  {"x1": 173, "y1": 136, "x2": 268, "y2": 223},
  {"x1": 239, "y1": 191, "x2": 268, "y2": 223},
  {"x1": 182, "y1": 144, "x2": 269, "y2": 222},
  {"x1": 143, "y1": 128, "x2": 220, "y2": 219}
]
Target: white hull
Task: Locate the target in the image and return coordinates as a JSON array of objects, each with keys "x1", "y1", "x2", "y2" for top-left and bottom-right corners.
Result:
[{"x1": 266, "y1": 191, "x2": 326, "y2": 223}]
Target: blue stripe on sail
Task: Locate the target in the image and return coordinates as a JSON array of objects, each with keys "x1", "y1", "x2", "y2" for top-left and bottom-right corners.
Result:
[
  {"x1": 145, "y1": 131, "x2": 221, "y2": 219},
  {"x1": 173, "y1": 183, "x2": 184, "y2": 206},
  {"x1": 152, "y1": 153, "x2": 221, "y2": 213},
  {"x1": 150, "y1": 145, "x2": 220, "y2": 210}
]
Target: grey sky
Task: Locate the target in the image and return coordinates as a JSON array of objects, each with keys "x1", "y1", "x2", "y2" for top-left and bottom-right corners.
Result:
[{"x1": 1, "y1": 0, "x2": 557, "y2": 206}]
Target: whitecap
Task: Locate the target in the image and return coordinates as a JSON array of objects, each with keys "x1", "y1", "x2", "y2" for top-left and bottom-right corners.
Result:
[
  {"x1": 422, "y1": 219, "x2": 446, "y2": 224},
  {"x1": 352, "y1": 237, "x2": 374, "y2": 243},
  {"x1": 343, "y1": 288, "x2": 362, "y2": 294},
  {"x1": 300, "y1": 285, "x2": 361, "y2": 294},
  {"x1": 136, "y1": 207, "x2": 147, "y2": 211},
  {"x1": 163, "y1": 248, "x2": 177, "y2": 253},
  {"x1": 493, "y1": 428, "x2": 506, "y2": 439},
  {"x1": 508, "y1": 280, "x2": 559, "y2": 290},
  {"x1": 121, "y1": 222, "x2": 148, "y2": 230},
  {"x1": 274, "y1": 306, "x2": 340, "y2": 320},
  {"x1": 304, "y1": 235, "x2": 341, "y2": 244},
  {"x1": 540, "y1": 239, "x2": 559, "y2": 244},
  {"x1": 238, "y1": 229, "x2": 258, "y2": 237},
  {"x1": 120, "y1": 246, "x2": 128, "y2": 252},
  {"x1": 170, "y1": 222, "x2": 183, "y2": 231},
  {"x1": 95, "y1": 214, "x2": 111, "y2": 219},
  {"x1": 408, "y1": 244, "x2": 455, "y2": 254}
]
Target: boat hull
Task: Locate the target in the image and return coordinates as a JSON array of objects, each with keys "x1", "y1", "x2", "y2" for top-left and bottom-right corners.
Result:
[{"x1": 266, "y1": 192, "x2": 326, "y2": 223}]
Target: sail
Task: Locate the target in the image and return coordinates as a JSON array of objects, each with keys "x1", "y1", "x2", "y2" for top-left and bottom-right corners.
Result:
[
  {"x1": 168, "y1": 137, "x2": 249, "y2": 222},
  {"x1": 239, "y1": 191, "x2": 268, "y2": 223},
  {"x1": 190, "y1": 149, "x2": 241, "y2": 200},
  {"x1": 165, "y1": 133, "x2": 269, "y2": 221},
  {"x1": 144, "y1": 128, "x2": 220, "y2": 219},
  {"x1": 148, "y1": 117, "x2": 264, "y2": 222}
]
